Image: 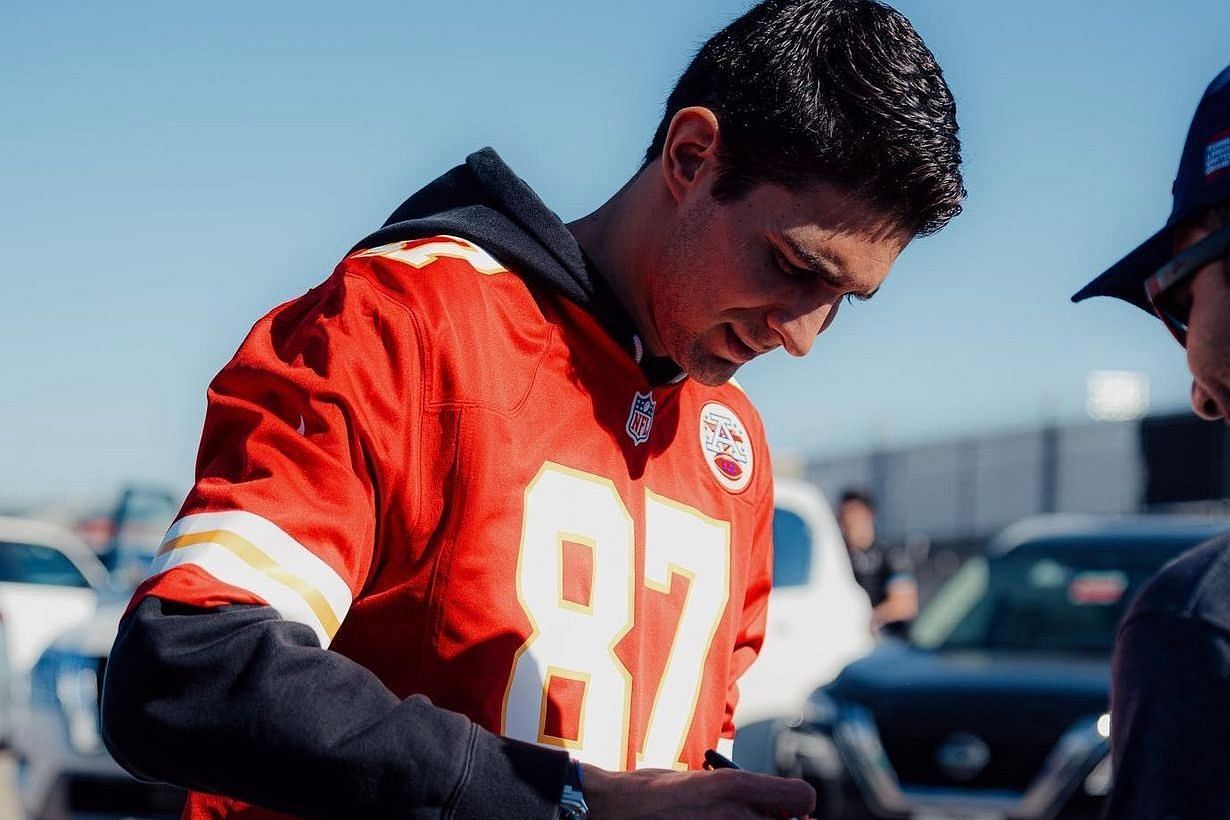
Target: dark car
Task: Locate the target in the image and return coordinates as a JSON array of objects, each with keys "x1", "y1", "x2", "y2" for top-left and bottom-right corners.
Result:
[{"x1": 774, "y1": 515, "x2": 1230, "y2": 820}]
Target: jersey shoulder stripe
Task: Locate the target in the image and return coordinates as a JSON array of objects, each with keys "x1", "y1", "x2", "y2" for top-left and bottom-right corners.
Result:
[
  {"x1": 351, "y1": 235, "x2": 508, "y2": 276},
  {"x1": 147, "y1": 511, "x2": 353, "y2": 648}
]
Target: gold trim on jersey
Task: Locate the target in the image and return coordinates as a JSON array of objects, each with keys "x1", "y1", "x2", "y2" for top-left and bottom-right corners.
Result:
[
  {"x1": 148, "y1": 510, "x2": 353, "y2": 649},
  {"x1": 353, "y1": 235, "x2": 508, "y2": 275},
  {"x1": 159, "y1": 529, "x2": 341, "y2": 640}
]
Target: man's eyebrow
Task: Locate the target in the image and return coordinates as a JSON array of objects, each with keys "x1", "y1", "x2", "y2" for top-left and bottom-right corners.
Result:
[{"x1": 779, "y1": 234, "x2": 879, "y2": 299}]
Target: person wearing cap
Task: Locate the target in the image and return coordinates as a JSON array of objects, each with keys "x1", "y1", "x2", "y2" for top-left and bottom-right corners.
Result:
[{"x1": 1073, "y1": 64, "x2": 1230, "y2": 818}]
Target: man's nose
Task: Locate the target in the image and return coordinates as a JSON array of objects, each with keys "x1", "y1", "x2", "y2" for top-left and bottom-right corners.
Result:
[
  {"x1": 1191, "y1": 381, "x2": 1223, "y2": 421},
  {"x1": 766, "y1": 304, "x2": 831, "y2": 357}
]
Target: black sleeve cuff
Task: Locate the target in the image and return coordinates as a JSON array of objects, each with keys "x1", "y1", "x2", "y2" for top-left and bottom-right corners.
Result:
[{"x1": 102, "y1": 597, "x2": 570, "y2": 818}]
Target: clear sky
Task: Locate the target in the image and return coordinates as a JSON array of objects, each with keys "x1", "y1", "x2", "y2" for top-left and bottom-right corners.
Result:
[{"x1": 3, "y1": 0, "x2": 1229, "y2": 503}]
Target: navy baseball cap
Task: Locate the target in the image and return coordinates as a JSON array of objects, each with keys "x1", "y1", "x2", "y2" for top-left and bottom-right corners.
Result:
[{"x1": 1073, "y1": 64, "x2": 1230, "y2": 311}]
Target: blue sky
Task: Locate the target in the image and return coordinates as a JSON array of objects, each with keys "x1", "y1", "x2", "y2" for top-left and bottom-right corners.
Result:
[{"x1": 3, "y1": 0, "x2": 1229, "y2": 502}]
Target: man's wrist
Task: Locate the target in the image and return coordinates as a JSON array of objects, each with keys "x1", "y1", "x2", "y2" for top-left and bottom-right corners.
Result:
[{"x1": 559, "y1": 757, "x2": 589, "y2": 819}]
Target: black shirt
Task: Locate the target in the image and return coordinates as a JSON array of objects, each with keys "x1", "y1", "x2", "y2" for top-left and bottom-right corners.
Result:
[
  {"x1": 847, "y1": 542, "x2": 913, "y2": 610},
  {"x1": 1105, "y1": 533, "x2": 1230, "y2": 819}
]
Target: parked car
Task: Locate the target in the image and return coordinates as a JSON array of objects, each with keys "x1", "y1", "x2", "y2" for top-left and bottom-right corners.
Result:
[
  {"x1": 0, "y1": 517, "x2": 109, "y2": 680},
  {"x1": 0, "y1": 613, "x2": 14, "y2": 745},
  {"x1": 775, "y1": 514, "x2": 1230, "y2": 820},
  {"x1": 72, "y1": 485, "x2": 181, "y2": 592},
  {"x1": 1, "y1": 511, "x2": 177, "y2": 819},
  {"x1": 16, "y1": 601, "x2": 185, "y2": 820},
  {"x1": 733, "y1": 478, "x2": 874, "y2": 771}
]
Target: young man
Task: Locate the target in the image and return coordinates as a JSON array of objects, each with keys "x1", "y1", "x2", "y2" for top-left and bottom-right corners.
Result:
[
  {"x1": 836, "y1": 489, "x2": 918, "y2": 634},
  {"x1": 101, "y1": 2, "x2": 963, "y2": 817},
  {"x1": 1073, "y1": 63, "x2": 1230, "y2": 818}
]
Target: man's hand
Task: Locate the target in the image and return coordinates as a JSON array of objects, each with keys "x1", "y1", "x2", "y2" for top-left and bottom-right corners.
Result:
[{"x1": 581, "y1": 763, "x2": 816, "y2": 819}]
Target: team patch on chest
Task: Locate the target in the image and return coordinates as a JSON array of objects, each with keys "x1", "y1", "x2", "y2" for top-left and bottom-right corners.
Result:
[
  {"x1": 698, "y1": 402, "x2": 754, "y2": 493},
  {"x1": 625, "y1": 391, "x2": 656, "y2": 446}
]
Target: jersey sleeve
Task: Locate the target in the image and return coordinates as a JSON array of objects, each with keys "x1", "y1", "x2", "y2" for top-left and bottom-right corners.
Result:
[
  {"x1": 720, "y1": 448, "x2": 776, "y2": 743},
  {"x1": 103, "y1": 256, "x2": 571, "y2": 818},
  {"x1": 133, "y1": 266, "x2": 419, "y2": 648}
]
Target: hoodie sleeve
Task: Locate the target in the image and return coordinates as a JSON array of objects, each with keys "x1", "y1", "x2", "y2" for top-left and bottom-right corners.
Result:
[
  {"x1": 103, "y1": 599, "x2": 568, "y2": 819},
  {"x1": 1105, "y1": 539, "x2": 1230, "y2": 820},
  {"x1": 1105, "y1": 609, "x2": 1230, "y2": 820},
  {"x1": 100, "y1": 264, "x2": 568, "y2": 818}
]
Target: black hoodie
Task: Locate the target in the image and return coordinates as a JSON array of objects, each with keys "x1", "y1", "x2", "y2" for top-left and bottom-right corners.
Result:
[
  {"x1": 101, "y1": 149, "x2": 677, "y2": 819},
  {"x1": 359, "y1": 147, "x2": 683, "y2": 384}
]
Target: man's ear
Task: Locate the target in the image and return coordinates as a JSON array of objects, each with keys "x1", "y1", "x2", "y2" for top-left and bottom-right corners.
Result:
[{"x1": 659, "y1": 107, "x2": 721, "y2": 205}]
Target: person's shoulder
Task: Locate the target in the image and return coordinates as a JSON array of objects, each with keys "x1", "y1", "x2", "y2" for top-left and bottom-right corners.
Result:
[
  {"x1": 339, "y1": 234, "x2": 536, "y2": 317},
  {"x1": 1125, "y1": 532, "x2": 1230, "y2": 632},
  {"x1": 337, "y1": 235, "x2": 556, "y2": 408}
]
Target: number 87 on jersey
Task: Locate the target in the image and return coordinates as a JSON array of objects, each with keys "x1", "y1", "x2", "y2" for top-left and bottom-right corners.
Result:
[{"x1": 500, "y1": 463, "x2": 737, "y2": 772}]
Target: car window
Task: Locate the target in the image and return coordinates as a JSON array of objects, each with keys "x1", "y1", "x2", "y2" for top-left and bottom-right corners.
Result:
[
  {"x1": 772, "y1": 508, "x2": 812, "y2": 588},
  {"x1": 911, "y1": 538, "x2": 1197, "y2": 654},
  {"x1": 0, "y1": 540, "x2": 91, "y2": 588}
]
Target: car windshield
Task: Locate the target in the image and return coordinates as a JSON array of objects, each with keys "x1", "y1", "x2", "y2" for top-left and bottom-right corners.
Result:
[
  {"x1": 910, "y1": 537, "x2": 1198, "y2": 654},
  {"x1": 0, "y1": 540, "x2": 90, "y2": 588}
]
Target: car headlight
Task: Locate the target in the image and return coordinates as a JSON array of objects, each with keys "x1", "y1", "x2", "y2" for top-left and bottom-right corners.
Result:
[{"x1": 30, "y1": 648, "x2": 104, "y2": 755}]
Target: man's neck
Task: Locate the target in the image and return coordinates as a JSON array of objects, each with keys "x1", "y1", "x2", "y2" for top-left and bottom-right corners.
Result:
[{"x1": 566, "y1": 171, "x2": 665, "y2": 357}]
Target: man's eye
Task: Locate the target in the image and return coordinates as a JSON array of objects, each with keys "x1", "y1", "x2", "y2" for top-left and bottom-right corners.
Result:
[
  {"x1": 1163, "y1": 280, "x2": 1195, "y2": 319},
  {"x1": 1171, "y1": 281, "x2": 1194, "y2": 312},
  {"x1": 774, "y1": 250, "x2": 863, "y2": 301},
  {"x1": 774, "y1": 253, "x2": 813, "y2": 279}
]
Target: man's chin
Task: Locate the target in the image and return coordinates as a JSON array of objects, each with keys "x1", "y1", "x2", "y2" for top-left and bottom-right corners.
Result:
[{"x1": 683, "y1": 356, "x2": 740, "y2": 387}]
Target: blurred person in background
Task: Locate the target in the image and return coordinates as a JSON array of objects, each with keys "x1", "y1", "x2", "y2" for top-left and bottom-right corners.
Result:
[
  {"x1": 1073, "y1": 63, "x2": 1230, "y2": 819},
  {"x1": 837, "y1": 489, "x2": 918, "y2": 636}
]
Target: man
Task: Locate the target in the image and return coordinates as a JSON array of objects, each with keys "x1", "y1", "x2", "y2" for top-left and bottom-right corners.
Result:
[
  {"x1": 1072, "y1": 63, "x2": 1230, "y2": 818},
  {"x1": 836, "y1": 489, "x2": 918, "y2": 635},
  {"x1": 101, "y1": 1, "x2": 964, "y2": 817}
]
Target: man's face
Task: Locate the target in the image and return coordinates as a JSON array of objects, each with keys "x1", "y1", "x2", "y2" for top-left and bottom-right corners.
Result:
[
  {"x1": 838, "y1": 500, "x2": 877, "y2": 552},
  {"x1": 645, "y1": 179, "x2": 910, "y2": 386},
  {"x1": 1172, "y1": 221, "x2": 1230, "y2": 421}
]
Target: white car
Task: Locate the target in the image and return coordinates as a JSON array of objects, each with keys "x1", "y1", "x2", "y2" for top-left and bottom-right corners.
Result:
[
  {"x1": 16, "y1": 602, "x2": 185, "y2": 820},
  {"x1": 732, "y1": 478, "x2": 874, "y2": 771},
  {"x1": 0, "y1": 517, "x2": 109, "y2": 681}
]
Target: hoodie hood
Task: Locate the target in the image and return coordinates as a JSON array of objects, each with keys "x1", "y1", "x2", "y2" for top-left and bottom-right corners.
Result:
[{"x1": 353, "y1": 148, "x2": 684, "y2": 384}]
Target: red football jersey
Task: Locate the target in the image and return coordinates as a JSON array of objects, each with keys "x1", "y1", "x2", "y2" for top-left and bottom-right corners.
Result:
[{"x1": 134, "y1": 235, "x2": 774, "y2": 817}]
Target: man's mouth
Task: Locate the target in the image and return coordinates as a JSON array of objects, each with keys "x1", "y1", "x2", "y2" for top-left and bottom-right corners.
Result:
[{"x1": 723, "y1": 325, "x2": 762, "y2": 364}]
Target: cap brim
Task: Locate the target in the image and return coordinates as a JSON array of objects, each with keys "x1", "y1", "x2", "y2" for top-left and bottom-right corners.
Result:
[{"x1": 1071, "y1": 223, "x2": 1172, "y2": 313}]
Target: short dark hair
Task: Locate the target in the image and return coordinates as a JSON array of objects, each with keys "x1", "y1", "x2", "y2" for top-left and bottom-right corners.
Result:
[
  {"x1": 645, "y1": 0, "x2": 964, "y2": 236},
  {"x1": 839, "y1": 488, "x2": 876, "y2": 511}
]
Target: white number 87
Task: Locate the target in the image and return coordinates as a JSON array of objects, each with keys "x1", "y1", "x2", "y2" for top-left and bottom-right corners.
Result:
[{"x1": 501, "y1": 462, "x2": 732, "y2": 771}]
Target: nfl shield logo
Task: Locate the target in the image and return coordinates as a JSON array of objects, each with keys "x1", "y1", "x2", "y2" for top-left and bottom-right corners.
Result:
[{"x1": 625, "y1": 391, "x2": 655, "y2": 446}]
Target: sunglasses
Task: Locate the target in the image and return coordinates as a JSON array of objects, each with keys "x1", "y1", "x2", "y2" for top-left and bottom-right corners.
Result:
[{"x1": 1143, "y1": 221, "x2": 1230, "y2": 347}]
